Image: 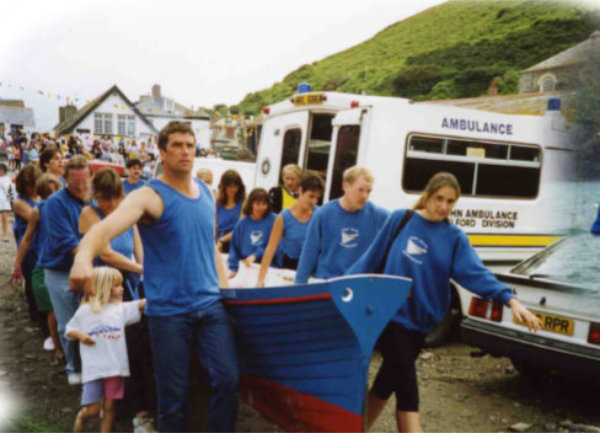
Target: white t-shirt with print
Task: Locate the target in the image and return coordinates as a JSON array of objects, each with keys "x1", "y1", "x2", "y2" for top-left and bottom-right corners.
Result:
[{"x1": 66, "y1": 301, "x2": 141, "y2": 383}]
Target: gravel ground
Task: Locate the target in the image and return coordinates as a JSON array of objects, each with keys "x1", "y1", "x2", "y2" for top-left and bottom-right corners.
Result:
[{"x1": 1, "y1": 231, "x2": 599, "y2": 432}]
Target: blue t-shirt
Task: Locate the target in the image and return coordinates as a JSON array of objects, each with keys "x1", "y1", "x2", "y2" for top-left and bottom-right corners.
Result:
[
  {"x1": 39, "y1": 189, "x2": 85, "y2": 271},
  {"x1": 228, "y1": 213, "x2": 277, "y2": 272},
  {"x1": 138, "y1": 178, "x2": 219, "y2": 316},
  {"x1": 295, "y1": 200, "x2": 389, "y2": 283},
  {"x1": 14, "y1": 195, "x2": 39, "y2": 247},
  {"x1": 123, "y1": 179, "x2": 146, "y2": 195},
  {"x1": 280, "y1": 207, "x2": 314, "y2": 260},
  {"x1": 348, "y1": 210, "x2": 513, "y2": 333},
  {"x1": 89, "y1": 204, "x2": 134, "y2": 266},
  {"x1": 216, "y1": 201, "x2": 242, "y2": 239}
]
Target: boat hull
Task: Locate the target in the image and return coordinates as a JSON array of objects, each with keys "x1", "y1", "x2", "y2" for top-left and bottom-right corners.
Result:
[{"x1": 221, "y1": 274, "x2": 412, "y2": 432}]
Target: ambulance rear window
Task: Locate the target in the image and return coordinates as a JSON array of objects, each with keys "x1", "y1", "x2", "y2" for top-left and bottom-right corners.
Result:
[{"x1": 403, "y1": 134, "x2": 541, "y2": 199}]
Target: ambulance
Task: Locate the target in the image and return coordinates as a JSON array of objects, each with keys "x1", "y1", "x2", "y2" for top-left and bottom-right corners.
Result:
[{"x1": 253, "y1": 83, "x2": 577, "y2": 344}]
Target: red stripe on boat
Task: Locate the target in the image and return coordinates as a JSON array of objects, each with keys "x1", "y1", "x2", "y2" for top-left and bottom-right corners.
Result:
[
  {"x1": 240, "y1": 372, "x2": 363, "y2": 432},
  {"x1": 224, "y1": 293, "x2": 332, "y2": 306}
]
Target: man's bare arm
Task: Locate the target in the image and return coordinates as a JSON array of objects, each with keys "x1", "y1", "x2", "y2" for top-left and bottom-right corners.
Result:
[{"x1": 70, "y1": 187, "x2": 161, "y2": 290}]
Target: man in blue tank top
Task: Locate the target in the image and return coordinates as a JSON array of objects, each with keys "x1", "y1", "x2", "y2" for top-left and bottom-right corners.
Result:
[
  {"x1": 295, "y1": 166, "x2": 389, "y2": 283},
  {"x1": 70, "y1": 122, "x2": 238, "y2": 432}
]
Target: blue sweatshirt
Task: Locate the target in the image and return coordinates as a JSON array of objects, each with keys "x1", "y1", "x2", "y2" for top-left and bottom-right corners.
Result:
[
  {"x1": 35, "y1": 201, "x2": 49, "y2": 268},
  {"x1": 123, "y1": 179, "x2": 146, "y2": 195},
  {"x1": 228, "y1": 213, "x2": 277, "y2": 272},
  {"x1": 216, "y1": 201, "x2": 242, "y2": 239},
  {"x1": 295, "y1": 200, "x2": 389, "y2": 283},
  {"x1": 39, "y1": 189, "x2": 84, "y2": 271},
  {"x1": 348, "y1": 210, "x2": 513, "y2": 333},
  {"x1": 14, "y1": 195, "x2": 39, "y2": 248}
]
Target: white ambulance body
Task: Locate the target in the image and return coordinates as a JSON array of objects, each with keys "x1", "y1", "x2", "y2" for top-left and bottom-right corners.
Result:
[{"x1": 254, "y1": 90, "x2": 576, "y2": 265}]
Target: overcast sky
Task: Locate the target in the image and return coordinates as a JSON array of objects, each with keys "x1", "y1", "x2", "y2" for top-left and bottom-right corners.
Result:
[{"x1": 1, "y1": 0, "x2": 448, "y2": 131}]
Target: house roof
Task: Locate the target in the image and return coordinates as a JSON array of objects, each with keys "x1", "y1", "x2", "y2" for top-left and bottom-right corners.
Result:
[
  {"x1": 0, "y1": 105, "x2": 35, "y2": 127},
  {"x1": 427, "y1": 91, "x2": 570, "y2": 116},
  {"x1": 53, "y1": 85, "x2": 158, "y2": 135},
  {"x1": 521, "y1": 31, "x2": 600, "y2": 74},
  {"x1": 135, "y1": 95, "x2": 211, "y2": 119}
]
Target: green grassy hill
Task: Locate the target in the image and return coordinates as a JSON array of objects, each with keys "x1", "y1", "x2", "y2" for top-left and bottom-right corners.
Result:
[{"x1": 239, "y1": 0, "x2": 600, "y2": 114}]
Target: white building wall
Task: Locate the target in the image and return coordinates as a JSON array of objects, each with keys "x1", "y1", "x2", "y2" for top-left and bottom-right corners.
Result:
[{"x1": 74, "y1": 94, "x2": 155, "y2": 140}]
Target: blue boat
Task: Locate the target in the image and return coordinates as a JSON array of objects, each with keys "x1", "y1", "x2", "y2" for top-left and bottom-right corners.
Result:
[{"x1": 221, "y1": 274, "x2": 412, "y2": 432}]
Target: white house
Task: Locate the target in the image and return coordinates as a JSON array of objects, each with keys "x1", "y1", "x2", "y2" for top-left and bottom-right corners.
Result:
[
  {"x1": 0, "y1": 99, "x2": 35, "y2": 138},
  {"x1": 54, "y1": 85, "x2": 157, "y2": 142},
  {"x1": 134, "y1": 84, "x2": 212, "y2": 149}
]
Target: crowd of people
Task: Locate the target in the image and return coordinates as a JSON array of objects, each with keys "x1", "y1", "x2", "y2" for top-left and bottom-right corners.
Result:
[{"x1": 4, "y1": 120, "x2": 543, "y2": 433}]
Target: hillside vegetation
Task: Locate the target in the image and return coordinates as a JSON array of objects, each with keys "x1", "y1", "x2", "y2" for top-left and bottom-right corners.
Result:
[{"x1": 239, "y1": 0, "x2": 600, "y2": 114}]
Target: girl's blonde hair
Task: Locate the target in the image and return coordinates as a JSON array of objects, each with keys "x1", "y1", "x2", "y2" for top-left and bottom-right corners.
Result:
[
  {"x1": 85, "y1": 267, "x2": 123, "y2": 313},
  {"x1": 413, "y1": 172, "x2": 461, "y2": 210}
]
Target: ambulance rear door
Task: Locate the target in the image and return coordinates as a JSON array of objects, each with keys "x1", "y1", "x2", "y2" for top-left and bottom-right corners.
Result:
[{"x1": 255, "y1": 110, "x2": 309, "y2": 190}]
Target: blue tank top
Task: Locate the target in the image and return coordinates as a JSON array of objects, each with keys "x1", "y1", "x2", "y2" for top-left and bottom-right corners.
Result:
[
  {"x1": 138, "y1": 178, "x2": 220, "y2": 316},
  {"x1": 280, "y1": 208, "x2": 313, "y2": 259},
  {"x1": 89, "y1": 205, "x2": 134, "y2": 267},
  {"x1": 14, "y1": 195, "x2": 39, "y2": 248},
  {"x1": 216, "y1": 200, "x2": 242, "y2": 239}
]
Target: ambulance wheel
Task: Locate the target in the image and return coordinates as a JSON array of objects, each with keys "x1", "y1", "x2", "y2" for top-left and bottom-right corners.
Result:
[{"x1": 424, "y1": 285, "x2": 461, "y2": 347}]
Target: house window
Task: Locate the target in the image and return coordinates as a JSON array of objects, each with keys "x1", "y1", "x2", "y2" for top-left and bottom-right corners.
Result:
[
  {"x1": 402, "y1": 134, "x2": 541, "y2": 199},
  {"x1": 117, "y1": 115, "x2": 127, "y2": 136},
  {"x1": 539, "y1": 74, "x2": 556, "y2": 92},
  {"x1": 95, "y1": 113, "x2": 114, "y2": 135},
  {"x1": 127, "y1": 116, "x2": 135, "y2": 137}
]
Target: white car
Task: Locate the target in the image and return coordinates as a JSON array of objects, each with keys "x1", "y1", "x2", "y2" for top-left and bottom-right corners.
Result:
[{"x1": 461, "y1": 232, "x2": 600, "y2": 381}]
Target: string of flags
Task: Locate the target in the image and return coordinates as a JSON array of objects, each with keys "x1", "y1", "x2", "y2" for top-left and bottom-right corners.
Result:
[{"x1": 1, "y1": 80, "x2": 205, "y2": 115}]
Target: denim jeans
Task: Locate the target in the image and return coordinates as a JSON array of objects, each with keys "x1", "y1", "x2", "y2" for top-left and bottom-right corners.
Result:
[
  {"x1": 147, "y1": 300, "x2": 239, "y2": 432},
  {"x1": 44, "y1": 269, "x2": 80, "y2": 374}
]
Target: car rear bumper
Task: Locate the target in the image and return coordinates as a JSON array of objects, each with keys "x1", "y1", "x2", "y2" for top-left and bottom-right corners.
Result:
[{"x1": 461, "y1": 317, "x2": 600, "y2": 379}]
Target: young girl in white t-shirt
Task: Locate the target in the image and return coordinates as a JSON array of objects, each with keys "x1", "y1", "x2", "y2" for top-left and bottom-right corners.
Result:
[{"x1": 66, "y1": 267, "x2": 146, "y2": 433}]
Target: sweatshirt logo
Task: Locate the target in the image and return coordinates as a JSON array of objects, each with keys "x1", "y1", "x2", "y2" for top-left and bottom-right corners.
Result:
[
  {"x1": 340, "y1": 228, "x2": 359, "y2": 248},
  {"x1": 250, "y1": 231, "x2": 263, "y2": 245},
  {"x1": 403, "y1": 237, "x2": 428, "y2": 265}
]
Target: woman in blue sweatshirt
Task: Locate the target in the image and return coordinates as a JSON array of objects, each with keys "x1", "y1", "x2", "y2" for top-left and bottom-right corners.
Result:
[
  {"x1": 348, "y1": 172, "x2": 541, "y2": 433},
  {"x1": 228, "y1": 188, "x2": 277, "y2": 276}
]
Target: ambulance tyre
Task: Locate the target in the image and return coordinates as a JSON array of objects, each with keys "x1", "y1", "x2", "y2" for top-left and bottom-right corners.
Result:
[
  {"x1": 424, "y1": 284, "x2": 461, "y2": 347},
  {"x1": 510, "y1": 357, "x2": 551, "y2": 384}
]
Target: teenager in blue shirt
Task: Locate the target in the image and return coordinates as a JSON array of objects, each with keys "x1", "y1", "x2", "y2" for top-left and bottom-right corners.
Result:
[
  {"x1": 122, "y1": 159, "x2": 146, "y2": 195},
  {"x1": 228, "y1": 188, "x2": 277, "y2": 277},
  {"x1": 295, "y1": 166, "x2": 388, "y2": 283},
  {"x1": 257, "y1": 174, "x2": 324, "y2": 287},
  {"x1": 216, "y1": 169, "x2": 246, "y2": 254},
  {"x1": 348, "y1": 172, "x2": 542, "y2": 433},
  {"x1": 70, "y1": 122, "x2": 238, "y2": 432}
]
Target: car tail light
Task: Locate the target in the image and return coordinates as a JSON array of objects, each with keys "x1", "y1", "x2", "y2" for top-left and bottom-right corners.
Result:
[
  {"x1": 469, "y1": 298, "x2": 488, "y2": 318},
  {"x1": 588, "y1": 322, "x2": 600, "y2": 345},
  {"x1": 350, "y1": 100, "x2": 359, "y2": 108},
  {"x1": 490, "y1": 302, "x2": 503, "y2": 322}
]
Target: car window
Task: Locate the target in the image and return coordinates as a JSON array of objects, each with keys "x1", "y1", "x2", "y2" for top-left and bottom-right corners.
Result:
[{"x1": 511, "y1": 233, "x2": 600, "y2": 291}]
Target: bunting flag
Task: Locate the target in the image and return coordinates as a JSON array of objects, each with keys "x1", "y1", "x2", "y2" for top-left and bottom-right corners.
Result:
[{"x1": 38, "y1": 90, "x2": 44, "y2": 95}]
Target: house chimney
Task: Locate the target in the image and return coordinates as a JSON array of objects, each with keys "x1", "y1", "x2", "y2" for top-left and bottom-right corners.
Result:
[
  {"x1": 59, "y1": 104, "x2": 78, "y2": 123},
  {"x1": 152, "y1": 84, "x2": 161, "y2": 101}
]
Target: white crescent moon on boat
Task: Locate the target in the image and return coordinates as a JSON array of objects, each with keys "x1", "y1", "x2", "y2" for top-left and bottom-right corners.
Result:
[{"x1": 341, "y1": 288, "x2": 354, "y2": 302}]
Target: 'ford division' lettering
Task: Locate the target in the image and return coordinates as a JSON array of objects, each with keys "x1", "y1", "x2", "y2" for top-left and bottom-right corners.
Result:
[{"x1": 441, "y1": 118, "x2": 513, "y2": 136}]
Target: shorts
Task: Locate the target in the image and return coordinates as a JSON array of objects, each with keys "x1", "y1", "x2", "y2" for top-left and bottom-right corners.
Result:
[
  {"x1": 371, "y1": 322, "x2": 426, "y2": 412},
  {"x1": 32, "y1": 267, "x2": 52, "y2": 312},
  {"x1": 81, "y1": 376, "x2": 125, "y2": 406}
]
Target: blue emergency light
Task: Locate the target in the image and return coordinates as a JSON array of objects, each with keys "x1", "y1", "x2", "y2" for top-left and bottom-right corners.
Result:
[
  {"x1": 298, "y1": 82, "x2": 312, "y2": 94},
  {"x1": 547, "y1": 97, "x2": 561, "y2": 111}
]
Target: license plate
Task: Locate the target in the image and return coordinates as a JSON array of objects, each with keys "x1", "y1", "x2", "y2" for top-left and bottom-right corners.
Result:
[
  {"x1": 293, "y1": 93, "x2": 324, "y2": 106},
  {"x1": 514, "y1": 310, "x2": 574, "y2": 336}
]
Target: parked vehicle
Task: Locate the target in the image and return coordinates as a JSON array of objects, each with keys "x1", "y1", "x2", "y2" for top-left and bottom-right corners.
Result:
[
  {"x1": 461, "y1": 232, "x2": 600, "y2": 381},
  {"x1": 254, "y1": 85, "x2": 577, "y2": 345}
]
